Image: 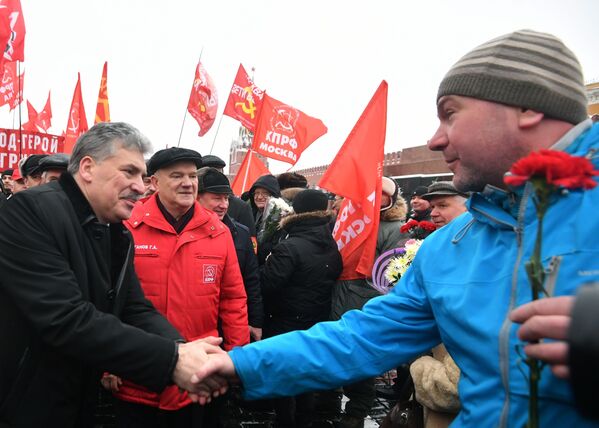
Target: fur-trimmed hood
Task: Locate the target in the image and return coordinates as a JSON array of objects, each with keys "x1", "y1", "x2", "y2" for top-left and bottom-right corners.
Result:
[
  {"x1": 380, "y1": 196, "x2": 407, "y2": 222},
  {"x1": 280, "y1": 209, "x2": 334, "y2": 230}
]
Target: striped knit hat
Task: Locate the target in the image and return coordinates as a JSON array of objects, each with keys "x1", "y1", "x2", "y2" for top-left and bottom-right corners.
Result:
[{"x1": 437, "y1": 30, "x2": 587, "y2": 124}]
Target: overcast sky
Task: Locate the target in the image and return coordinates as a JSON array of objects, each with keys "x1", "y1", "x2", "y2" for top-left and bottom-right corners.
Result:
[{"x1": 6, "y1": 0, "x2": 599, "y2": 174}]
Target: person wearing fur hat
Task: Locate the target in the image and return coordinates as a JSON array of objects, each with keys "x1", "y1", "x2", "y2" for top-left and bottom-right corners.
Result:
[
  {"x1": 330, "y1": 176, "x2": 407, "y2": 428},
  {"x1": 260, "y1": 188, "x2": 342, "y2": 428}
]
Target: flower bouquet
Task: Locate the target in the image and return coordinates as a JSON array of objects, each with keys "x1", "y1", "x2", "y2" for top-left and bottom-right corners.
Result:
[
  {"x1": 257, "y1": 197, "x2": 293, "y2": 245},
  {"x1": 371, "y1": 239, "x2": 424, "y2": 295},
  {"x1": 400, "y1": 219, "x2": 437, "y2": 240}
]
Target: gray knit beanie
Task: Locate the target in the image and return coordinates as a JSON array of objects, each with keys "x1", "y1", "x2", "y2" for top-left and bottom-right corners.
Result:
[{"x1": 437, "y1": 29, "x2": 587, "y2": 124}]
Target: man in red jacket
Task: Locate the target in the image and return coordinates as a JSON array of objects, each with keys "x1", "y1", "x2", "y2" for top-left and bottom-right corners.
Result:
[{"x1": 110, "y1": 147, "x2": 249, "y2": 427}]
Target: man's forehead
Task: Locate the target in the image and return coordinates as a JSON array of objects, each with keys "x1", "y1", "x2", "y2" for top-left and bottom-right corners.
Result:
[{"x1": 159, "y1": 161, "x2": 198, "y2": 174}]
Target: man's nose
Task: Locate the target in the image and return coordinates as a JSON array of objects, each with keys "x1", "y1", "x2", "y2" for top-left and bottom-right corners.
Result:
[{"x1": 427, "y1": 126, "x2": 448, "y2": 151}]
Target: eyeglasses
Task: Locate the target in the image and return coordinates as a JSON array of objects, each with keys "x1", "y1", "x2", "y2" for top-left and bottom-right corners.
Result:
[{"x1": 254, "y1": 190, "x2": 270, "y2": 198}]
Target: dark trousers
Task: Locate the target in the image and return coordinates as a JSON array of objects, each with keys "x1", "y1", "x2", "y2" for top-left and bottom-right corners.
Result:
[
  {"x1": 273, "y1": 392, "x2": 315, "y2": 428},
  {"x1": 343, "y1": 378, "x2": 375, "y2": 419},
  {"x1": 115, "y1": 398, "x2": 221, "y2": 428}
]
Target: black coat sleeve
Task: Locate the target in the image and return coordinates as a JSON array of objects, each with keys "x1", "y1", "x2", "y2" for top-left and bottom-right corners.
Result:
[
  {"x1": 0, "y1": 195, "x2": 178, "y2": 392},
  {"x1": 260, "y1": 240, "x2": 296, "y2": 296},
  {"x1": 229, "y1": 196, "x2": 256, "y2": 236},
  {"x1": 238, "y1": 230, "x2": 264, "y2": 327},
  {"x1": 569, "y1": 283, "x2": 599, "y2": 421}
]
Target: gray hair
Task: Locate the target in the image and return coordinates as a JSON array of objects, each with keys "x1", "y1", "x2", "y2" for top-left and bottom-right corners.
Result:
[{"x1": 67, "y1": 122, "x2": 152, "y2": 174}]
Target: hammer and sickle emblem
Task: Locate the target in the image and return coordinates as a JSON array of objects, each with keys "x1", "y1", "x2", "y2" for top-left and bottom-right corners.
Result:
[{"x1": 235, "y1": 86, "x2": 257, "y2": 119}]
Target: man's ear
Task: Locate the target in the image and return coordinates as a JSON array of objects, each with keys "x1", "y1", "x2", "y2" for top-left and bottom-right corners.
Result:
[
  {"x1": 150, "y1": 174, "x2": 159, "y2": 189},
  {"x1": 78, "y1": 156, "x2": 95, "y2": 183},
  {"x1": 518, "y1": 108, "x2": 544, "y2": 129}
]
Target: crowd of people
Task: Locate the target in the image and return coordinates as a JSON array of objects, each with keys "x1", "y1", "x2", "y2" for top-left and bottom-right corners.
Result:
[{"x1": 1, "y1": 29, "x2": 599, "y2": 428}]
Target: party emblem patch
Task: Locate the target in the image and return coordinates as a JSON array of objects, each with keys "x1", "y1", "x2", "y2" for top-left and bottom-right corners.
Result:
[{"x1": 203, "y1": 264, "x2": 217, "y2": 283}]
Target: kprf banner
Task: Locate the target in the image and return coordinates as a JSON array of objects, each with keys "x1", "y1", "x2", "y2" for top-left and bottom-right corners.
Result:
[
  {"x1": 223, "y1": 64, "x2": 264, "y2": 131},
  {"x1": 318, "y1": 81, "x2": 387, "y2": 279},
  {"x1": 251, "y1": 93, "x2": 327, "y2": 166},
  {"x1": 0, "y1": 128, "x2": 65, "y2": 169}
]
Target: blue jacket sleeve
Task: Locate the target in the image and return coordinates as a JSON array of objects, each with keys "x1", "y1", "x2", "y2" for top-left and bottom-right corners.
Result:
[{"x1": 229, "y1": 259, "x2": 441, "y2": 399}]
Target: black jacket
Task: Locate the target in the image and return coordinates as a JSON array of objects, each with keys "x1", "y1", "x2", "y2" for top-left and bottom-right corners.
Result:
[
  {"x1": 227, "y1": 195, "x2": 256, "y2": 237},
  {"x1": 223, "y1": 215, "x2": 263, "y2": 328},
  {"x1": 0, "y1": 173, "x2": 182, "y2": 427},
  {"x1": 569, "y1": 283, "x2": 599, "y2": 420},
  {"x1": 260, "y1": 211, "x2": 342, "y2": 336}
]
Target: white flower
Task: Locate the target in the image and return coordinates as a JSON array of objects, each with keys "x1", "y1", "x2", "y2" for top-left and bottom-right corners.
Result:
[{"x1": 383, "y1": 239, "x2": 423, "y2": 284}]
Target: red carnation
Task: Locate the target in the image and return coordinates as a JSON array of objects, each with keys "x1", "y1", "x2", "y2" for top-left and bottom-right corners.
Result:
[
  {"x1": 400, "y1": 219, "x2": 419, "y2": 233},
  {"x1": 504, "y1": 149, "x2": 598, "y2": 189},
  {"x1": 419, "y1": 221, "x2": 437, "y2": 232}
]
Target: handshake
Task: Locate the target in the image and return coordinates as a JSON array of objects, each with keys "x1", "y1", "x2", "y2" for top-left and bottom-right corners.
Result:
[
  {"x1": 172, "y1": 336, "x2": 237, "y2": 404},
  {"x1": 101, "y1": 336, "x2": 237, "y2": 405}
]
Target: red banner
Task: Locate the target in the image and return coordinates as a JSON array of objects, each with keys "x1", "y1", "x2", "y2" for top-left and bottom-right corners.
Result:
[
  {"x1": 231, "y1": 150, "x2": 270, "y2": 196},
  {"x1": 0, "y1": 61, "x2": 23, "y2": 110},
  {"x1": 0, "y1": 128, "x2": 65, "y2": 169},
  {"x1": 251, "y1": 93, "x2": 327, "y2": 166},
  {"x1": 187, "y1": 62, "x2": 218, "y2": 137},
  {"x1": 64, "y1": 73, "x2": 88, "y2": 154},
  {"x1": 0, "y1": 0, "x2": 25, "y2": 69},
  {"x1": 95, "y1": 61, "x2": 110, "y2": 124},
  {"x1": 223, "y1": 64, "x2": 264, "y2": 131},
  {"x1": 319, "y1": 81, "x2": 387, "y2": 279}
]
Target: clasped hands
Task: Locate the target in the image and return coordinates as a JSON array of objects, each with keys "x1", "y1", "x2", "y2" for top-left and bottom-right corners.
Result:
[
  {"x1": 171, "y1": 336, "x2": 237, "y2": 404},
  {"x1": 101, "y1": 336, "x2": 237, "y2": 405}
]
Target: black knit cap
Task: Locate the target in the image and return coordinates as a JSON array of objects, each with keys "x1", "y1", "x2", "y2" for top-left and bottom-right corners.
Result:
[
  {"x1": 411, "y1": 186, "x2": 429, "y2": 198},
  {"x1": 147, "y1": 148, "x2": 202, "y2": 175},
  {"x1": 22, "y1": 154, "x2": 49, "y2": 177},
  {"x1": 437, "y1": 30, "x2": 587, "y2": 125},
  {"x1": 1, "y1": 169, "x2": 13, "y2": 177},
  {"x1": 199, "y1": 168, "x2": 232, "y2": 194},
  {"x1": 292, "y1": 189, "x2": 328, "y2": 214}
]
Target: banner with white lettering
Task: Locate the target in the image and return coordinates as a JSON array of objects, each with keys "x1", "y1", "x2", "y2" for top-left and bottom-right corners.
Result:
[
  {"x1": 0, "y1": 128, "x2": 65, "y2": 169},
  {"x1": 251, "y1": 93, "x2": 327, "y2": 166}
]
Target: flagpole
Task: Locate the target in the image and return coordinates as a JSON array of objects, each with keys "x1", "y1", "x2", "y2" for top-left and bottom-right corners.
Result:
[
  {"x1": 177, "y1": 49, "x2": 203, "y2": 148},
  {"x1": 241, "y1": 149, "x2": 253, "y2": 193},
  {"x1": 207, "y1": 115, "x2": 223, "y2": 154},
  {"x1": 17, "y1": 61, "x2": 22, "y2": 157}
]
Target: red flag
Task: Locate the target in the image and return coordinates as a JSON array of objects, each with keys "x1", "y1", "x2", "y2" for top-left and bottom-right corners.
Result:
[
  {"x1": 35, "y1": 91, "x2": 52, "y2": 131},
  {"x1": 0, "y1": 0, "x2": 25, "y2": 69},
  {"x1": 318, "y1": 81, "x2": 387, "y2": 279},
  {"x1": 251, "y1": 93, "x2": 327, "y2": 166},
  {"x1": 231, "y1": 150, "x2": 270, "y2": 196},
  {"x1": 21, "y1": 99, "x2": 37, "y2": 131},
  {"x1": 187, "y1": 61, "x2": 218, "y2": 137},
  {"x1": 95, "y1": 61, "x2": 110, "y2": 124},
  {"x1": 223, "y1": 64, "x2": 264, "y2": 131},
  {"x1": 0, "y1": 60, "x2": 22, "y2": 109},
  {"x1": 64, "y1": 73, "x2": 88, "y2": 154}
]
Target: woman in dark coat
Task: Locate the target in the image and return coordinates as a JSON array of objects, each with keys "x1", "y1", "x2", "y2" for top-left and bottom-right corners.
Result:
[{"x1": 260, "y1": 189, "x2": 343, "y2": 428}]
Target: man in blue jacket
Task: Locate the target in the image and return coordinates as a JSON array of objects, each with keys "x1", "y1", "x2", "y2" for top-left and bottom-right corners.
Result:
[{"x1": 191, "y1": 30, "x2": 599, "y2": 427}]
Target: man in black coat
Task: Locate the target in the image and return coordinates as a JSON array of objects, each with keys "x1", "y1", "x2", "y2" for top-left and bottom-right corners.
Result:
[
  {"x1": 260, "y1": 189, "x2": 342, "y2": 427},
  {"x1": 0, "y1": 122, "x2": 223, "y2": 428},
  {"x1": 197, "y1": 167, "x2": 264, "y2": 342},
  {"x1": 200, "y1": 154, "x2": 256, "y2": 237}
]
